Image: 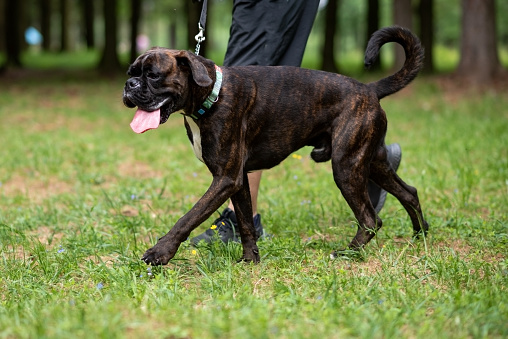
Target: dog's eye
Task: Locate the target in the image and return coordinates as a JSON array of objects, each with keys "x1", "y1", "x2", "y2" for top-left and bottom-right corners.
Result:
[
  {"x1": 176, "y1": 58, "x2": 188, "y2": 68},
  {"x1": 146, "y1": 72, "x2": 159, "y2": 80},
  {"x1": 128, "y1": 66, "x2": 141, "y2": 77}
]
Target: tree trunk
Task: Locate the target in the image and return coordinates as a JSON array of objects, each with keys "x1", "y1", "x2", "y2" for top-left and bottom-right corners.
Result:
[
  {"x1": 169, "y1": 6, "x2": 178, "y2": 49},
  {"x1": 60, "y1": 0, "x2": 70, "y2": 52},
  {"x1": 0, "y1": 0, "x2": 5, "y2": 56},
  {"x1": 169, "y1": 22, "x2": 177, "y2": 50},
  {"x1": 0, "y1": 0, "x2": 3, "y2": 48},
  {"x1": 98, "y1": 0, "x2": 121, "y2": 74},
  {"x1": 129, "y1": 0, "x2": 141, "y2": 63},
  {"x1": 5, "y1": 0, "x2": 22, "y2": 67},
  {"x1": 321, "y1": 0, "x2": 339, "y2": 73},
  {"x1": 393, "y1": 0, "x2": 413, "y2": 70},
  {"x1": 366, "y1": 0, "x2": 380, "y2": 71},
  {"x1": 457, "y1": 0, "x2": 502, "y2": 84},
  {"x1": 82, "y1": 0, "x2": 95, "y2": 49},
  {"x1": 419, "y1": 0, "x2": 434, "y2": 73},
  {"x1": 40, "y1": 0, "x2": 51, "y2": 51}
]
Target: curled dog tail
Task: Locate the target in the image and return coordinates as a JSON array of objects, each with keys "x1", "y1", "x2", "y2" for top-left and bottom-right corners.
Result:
[{"x1": 365, "y1": 26, "x2": 424, "y2": 100}]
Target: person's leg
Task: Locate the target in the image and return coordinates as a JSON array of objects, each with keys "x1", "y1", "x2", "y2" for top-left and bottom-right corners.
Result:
[
  {"x1": 223, "y1": 1, "x2": 267, "y2": 66},
  {"x1": 276, "y1": 0, "x2": 320, "y2": 66},
  {"x1": 223, "y1": 0, "x2": 320, "y2": 67},
  {"x1": 227, "y1": 171, "x2": 262, "y2": 216},
  {"x1": 191, "y1": 0, "x2": 318, "y2": 245}
]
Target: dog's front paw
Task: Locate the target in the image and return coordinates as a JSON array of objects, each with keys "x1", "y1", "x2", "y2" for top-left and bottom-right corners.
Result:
[{"x1": 141, "y1": 239, "x2": 179, "y2": 266}]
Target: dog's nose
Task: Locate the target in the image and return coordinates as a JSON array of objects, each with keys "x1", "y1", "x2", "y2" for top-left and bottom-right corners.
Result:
[{"x1": 126, "y1": 78, "x2": 141, "y2": 89}]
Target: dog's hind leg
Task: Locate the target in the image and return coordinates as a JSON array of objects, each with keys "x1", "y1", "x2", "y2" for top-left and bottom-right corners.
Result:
[
  {"x1": 330, "y1": 138, "x2": 383, "y2": 250},
  {"x1": 369, "y1": 147, "x2": 429, "y2": 237},
  {"x1": 231, "y1": 172, "x2": 261, "y2": 263},
  {"x1": 333, "y1": 166, "x2": 382, "y2": 249}
]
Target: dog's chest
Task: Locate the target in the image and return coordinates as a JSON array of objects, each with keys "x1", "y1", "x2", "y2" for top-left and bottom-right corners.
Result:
[{"x1": 184, "y1": 117, "x2": 204, "y2": 163}]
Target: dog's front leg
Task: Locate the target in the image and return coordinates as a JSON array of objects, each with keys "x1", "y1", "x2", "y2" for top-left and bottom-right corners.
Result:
[
  {"x1": 231, "y1": 172, "x2": 260, "y2": 263},
  {"x1": 142, "y1": 176, "x2": 241, "y2": 265}
]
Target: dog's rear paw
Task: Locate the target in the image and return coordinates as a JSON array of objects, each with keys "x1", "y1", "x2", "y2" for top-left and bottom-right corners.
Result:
[
  {"x1": 330, "y1": 248, "x2": 363, "y2": 260},
  {"x1": 412, "y1": 221, "x2": 429, "y2": 240},
  {"x1": 238, "y1": 248, "x2": 260, "y2": 263}
]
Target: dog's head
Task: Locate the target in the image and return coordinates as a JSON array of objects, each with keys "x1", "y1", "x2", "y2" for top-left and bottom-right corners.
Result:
[{"x1": 123, "y1": 48, "x2": 213, "y2": 133}]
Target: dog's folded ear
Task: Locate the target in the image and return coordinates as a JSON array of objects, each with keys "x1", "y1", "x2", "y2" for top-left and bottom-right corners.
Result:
[{"x1": 173, "y1": 50, "x2": 213, "y2": 87}]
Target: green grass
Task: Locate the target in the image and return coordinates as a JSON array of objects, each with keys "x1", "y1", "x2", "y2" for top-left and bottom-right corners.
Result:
[
  {"x1": 20, "y1": 49, "x2": 102, "y2": 69},
  {"x1": 0, "y1": 67, "x2": 507, "y2": 339}
]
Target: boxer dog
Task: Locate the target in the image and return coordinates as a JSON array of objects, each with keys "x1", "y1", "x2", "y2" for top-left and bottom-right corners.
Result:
[{"x1": 123, "y1": 26, "x2": 429, "y2": 265}]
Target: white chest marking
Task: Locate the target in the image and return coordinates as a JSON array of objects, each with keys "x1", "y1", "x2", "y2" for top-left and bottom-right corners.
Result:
[{"x1": 185, "y1": 117, "x2": 204, "y2": 163}]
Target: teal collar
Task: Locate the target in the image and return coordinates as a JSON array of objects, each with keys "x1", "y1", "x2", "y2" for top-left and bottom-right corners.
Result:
[{"x1": 190, "y1": 65, "x2": 223, "y2": 120}]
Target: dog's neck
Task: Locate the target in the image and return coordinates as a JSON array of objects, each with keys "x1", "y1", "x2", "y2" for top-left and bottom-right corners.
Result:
[{"x1": 189, "y1": 65, "x2": 223, "y2": 120}]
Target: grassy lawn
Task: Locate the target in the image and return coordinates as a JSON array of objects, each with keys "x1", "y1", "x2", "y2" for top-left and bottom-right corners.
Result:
[{"x1": 0, "y1": 66, "x2": 507, "y2": 338}]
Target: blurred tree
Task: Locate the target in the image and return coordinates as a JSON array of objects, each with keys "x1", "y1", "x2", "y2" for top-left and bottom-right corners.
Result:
[
  {"x1": 168, "y1": 4, "x2": 179, "y2": 49},
  {"x1": 434, "y1": 1, "x2": 460, "y2": 48},
  {"x1": 497, "y1": 0, "x2": 508, "y2": 46},
  {"x1": 5, "y1": 0, "x2": 22, "y2": 67},
  {"x1": 130, "y1": 0, "x2": 141, "y2": 63},
  {"x1": 0, "y1": 0, "x2": 4, "y2": 54},
  {"x1": 393, "y1": 0, "x2": 413, "y2": 70},
  {"x1": 60, "y1": 0, "x2": 70, "y2": 51},
  {"x1": 321, "y1": 0, "x2": 339, "y2": 73},
  {"x1": 366, "y1": 0, "x2": 381, "y2": 71},
  {"x1": 98, "y1": 0, "x2": 122, "y2": 73},
  {"x1": 457, "y1": 0, "x2": 503, "y2": 84},
  {"x1": 419, "y1": 0, "x2": 434, "y2": 73},
  {"x1": 82, "y1": 0, "x2": 95, "y2": 49},
  {"x1": 169, "y1": 16, "x2": 177, "y2": 50},
  {"x1": 40, "y1": 0, "x2": 51, "y2": 51}
]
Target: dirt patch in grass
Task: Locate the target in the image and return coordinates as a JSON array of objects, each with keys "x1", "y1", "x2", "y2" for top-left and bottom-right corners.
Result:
[
  {"x1": 435, "y1": 238, "x2": 473, "y2": 255},
  {"x1": 3, "y1": 245, "x2": 30, "y2": 261},
  {"x1": 83, "y1": 254, "x2": 120, "y2": 268},
  {"x1": 1, "y1": 173, "x2": 74, "y2": 202},
  {"x1": 329, "y1": 236, "x2": 505, "y2": 279},
  {"x1": 117, "y1": 160, "x2": 164, "y2": 179},
  {"x1": 30, "y1": 226, "x2": 66, "y2": 246},
  {"x1": 436, "y1": 238, "x2": 505, "y2": 264},
  {"x1": 3, "y1": 226, "x2": 65, "y2": 261}
]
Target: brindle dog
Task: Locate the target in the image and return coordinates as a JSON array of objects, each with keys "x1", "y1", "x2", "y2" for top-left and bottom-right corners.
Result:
[{"x1": 123, "y1": 26, "x2": 429, "y2": 265}]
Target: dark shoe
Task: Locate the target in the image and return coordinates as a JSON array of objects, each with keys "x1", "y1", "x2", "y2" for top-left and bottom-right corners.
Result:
[
  {"x1": 368, "y1": 143, "x2": 402, "y2": 213},
  {"x1": 225, "y1": 209, "x2": 265, "y2": 240},
  {"x1": 190, "y1": 208, "x2": 264, "y2": 245}
]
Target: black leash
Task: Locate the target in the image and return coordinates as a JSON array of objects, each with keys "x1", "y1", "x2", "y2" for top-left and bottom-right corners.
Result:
[{"x1": 194, "y1": 0, "x2": 208, "y2": 55}]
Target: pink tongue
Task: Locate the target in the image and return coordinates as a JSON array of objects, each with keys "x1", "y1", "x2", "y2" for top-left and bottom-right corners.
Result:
[{"x1": 130, "y1": 108, "x2": 161, "y2": 134}]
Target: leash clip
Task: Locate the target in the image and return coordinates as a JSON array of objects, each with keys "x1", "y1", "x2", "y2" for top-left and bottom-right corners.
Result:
[{"x1": 194, "y1": 23, "x2": 206, "y2": 55}]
